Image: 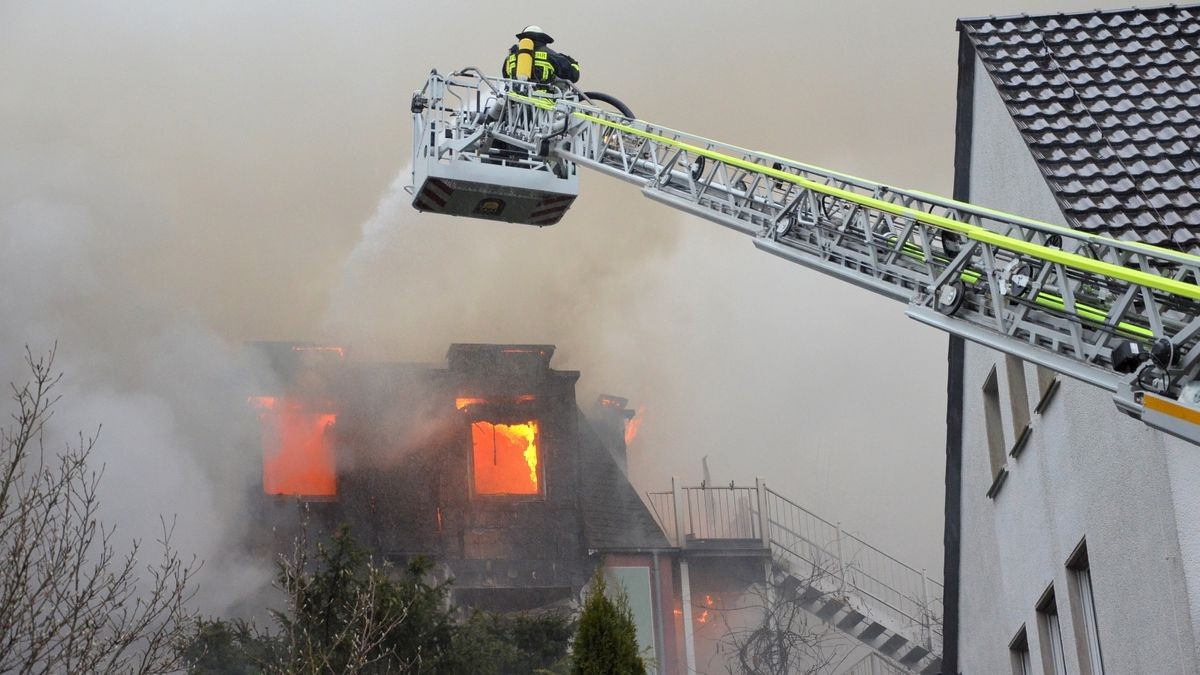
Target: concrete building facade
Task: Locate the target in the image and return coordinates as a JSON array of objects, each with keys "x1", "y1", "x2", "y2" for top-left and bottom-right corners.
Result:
[{"x1": 946, "y1": 5, "x2": 1200, "y2": 673}]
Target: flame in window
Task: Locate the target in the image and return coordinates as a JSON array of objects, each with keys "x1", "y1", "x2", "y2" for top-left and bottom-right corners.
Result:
[
  {"x1": 469, "y1": 420, "x2": 540, "y2": 495},
  {"x1": 250, "y1": 396, "x2": 337, "y2": 497}
]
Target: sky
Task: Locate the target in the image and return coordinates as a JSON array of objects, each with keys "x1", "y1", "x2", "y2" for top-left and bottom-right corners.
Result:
[{"x1": 0, "y1": 0, "x2": 1123, "y2": 590}]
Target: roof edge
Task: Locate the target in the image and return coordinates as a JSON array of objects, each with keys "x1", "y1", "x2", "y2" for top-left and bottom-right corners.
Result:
[{"x1": 957, "y1": 2, "x2": 1199, "y2": 31}]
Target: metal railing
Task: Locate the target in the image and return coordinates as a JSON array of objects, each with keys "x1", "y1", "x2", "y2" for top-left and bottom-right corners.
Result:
[
  {"x1": 646, "y1": 479, "x2": 943, "y2": 652},
  {"x1": 648, "y1": 485, "x2": 763, "y2": 546},
  {"x1": 765, "y1": 488, "x2": 943, "y2": 651},
  {"x1": 646, "y1": 491, "x2": 677, "y2": 544}
]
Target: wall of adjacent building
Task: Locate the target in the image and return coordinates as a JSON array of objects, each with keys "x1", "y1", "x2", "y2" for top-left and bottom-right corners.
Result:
[{"x1": 956, "y1": 54, "x2": 1200, "y2": 674}]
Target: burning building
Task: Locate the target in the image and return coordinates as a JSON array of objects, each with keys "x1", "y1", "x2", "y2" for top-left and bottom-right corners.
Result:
[{"x1": 244, "y1": 342, "x2": 679, "y2": 665}]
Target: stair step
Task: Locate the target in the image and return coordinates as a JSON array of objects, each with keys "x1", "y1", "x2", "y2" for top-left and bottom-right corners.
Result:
[
  {"x1": 836, "y1": 610, "x2": 866, "y2": 631},
  {"x1": 878, "y1": 633, "x2": 909, "y2": 655},
  {"x1": 900, "y1": 645, "x2": 931, "y2": 665},
  {"x1": 858, "y1": 621, "x2": 887, "y2": 642},
  {"x1": 797, "y1": 586, "x2": 824, "y2": 605},
  {"x1": 920, "y1": 658, "x2": 943, "y2": 675},
  {"x1": 815, "y1": 598, "x2": 844, "y2": 619}
]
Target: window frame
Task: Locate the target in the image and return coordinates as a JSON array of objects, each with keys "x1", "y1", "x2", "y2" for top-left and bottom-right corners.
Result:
[
  {"x1": 465, "y1": 417, "x2": 546, "y2": 500},
  {"x1": 1037, "y1": 585, "x2": 1069, "y2": 675},
  {"x1": 983, "y1": 365, "x2": 1009, "y2": 498},
  {"x1": 1067, "y1": 540, "x2": 1105, "y2": 674},
  {"x1": 1005, "y1": 356, "x2": 1033, "y2": 457},
  {"x1": 1009, "y1": 625, "x2": 1033, "y2": 675}
]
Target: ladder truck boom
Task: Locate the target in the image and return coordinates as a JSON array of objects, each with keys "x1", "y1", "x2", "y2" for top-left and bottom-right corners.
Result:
[{"x1": 410, "y1": 70, "x2": 1200, "y2": 445}]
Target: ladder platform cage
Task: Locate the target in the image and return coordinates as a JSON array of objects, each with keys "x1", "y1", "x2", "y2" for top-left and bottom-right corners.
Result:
[{"x1": 410, "y1": 71, "x2": 578, "y2": 227}]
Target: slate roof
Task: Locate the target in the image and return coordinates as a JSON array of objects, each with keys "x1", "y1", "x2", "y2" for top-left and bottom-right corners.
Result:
[
  {"x1": 576, "y1": 411, "x2": 672, "y2": 550},
  {"x1": 959, "y1": 4, "x2": 1200, "y2": 252}
]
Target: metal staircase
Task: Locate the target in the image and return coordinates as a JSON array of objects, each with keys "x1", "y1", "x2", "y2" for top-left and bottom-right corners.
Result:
[{"x1": 648, "y1": 481, "x2": 942, "y2": 673}]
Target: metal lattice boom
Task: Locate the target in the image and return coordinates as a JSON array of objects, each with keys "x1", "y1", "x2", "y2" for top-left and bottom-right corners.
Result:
[{"x1": 411, "y1": 70, "x2": 1200, "y2": 443}]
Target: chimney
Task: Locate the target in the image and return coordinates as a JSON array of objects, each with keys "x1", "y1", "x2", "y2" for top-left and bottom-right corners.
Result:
[{"x1": 592, "y1": 394, "x2": 635, "y2": 475}]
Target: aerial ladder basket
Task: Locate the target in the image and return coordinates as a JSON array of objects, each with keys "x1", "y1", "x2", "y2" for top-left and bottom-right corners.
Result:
[
  {"x1": 410, "y1": 70, "x2": 582, "y2": 226},
  {"x1": 409, "y1": 70, "x2": 1200, "y2": 446}
]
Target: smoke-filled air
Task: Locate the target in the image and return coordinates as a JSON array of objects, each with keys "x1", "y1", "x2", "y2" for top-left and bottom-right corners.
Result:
[{"x1": 1, "y1": 1, "x2": 1129, "y2": 671}]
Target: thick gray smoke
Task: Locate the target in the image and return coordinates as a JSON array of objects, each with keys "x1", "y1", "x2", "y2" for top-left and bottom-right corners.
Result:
[
  {"x1": 2, "y1": 0, "x2": 1117, "y2": 583},
  {"x1": 0, "y1": 154, "x2": 274, "y2": 614},
  {"x1": 322, "y1": 166, "x2": 680, "y2": 360}
]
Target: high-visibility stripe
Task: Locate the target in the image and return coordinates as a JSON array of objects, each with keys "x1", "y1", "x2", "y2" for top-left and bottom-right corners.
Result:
[
  {"x1": 889, "y1": 234, "x2": 1153, "y2": 338},
  {"x1": 507, "y1": 91, "x2": 556, "y2": 110},
  {"x1": 564, "y1": 110, "x2": 1200, "y2": 301},
  {"x1": 505, "y1": 94, "x2": 1200, "y2": 300}
]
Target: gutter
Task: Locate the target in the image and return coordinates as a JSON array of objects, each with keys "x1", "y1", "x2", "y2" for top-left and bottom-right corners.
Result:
[{"x1": 941, "y1": 26, "x2": 976, "y2": 675}]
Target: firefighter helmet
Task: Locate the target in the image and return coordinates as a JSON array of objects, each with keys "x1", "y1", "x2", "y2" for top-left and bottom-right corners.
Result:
[{"x1": 517, "y1": 25, "x2": 554, "y2": 44}]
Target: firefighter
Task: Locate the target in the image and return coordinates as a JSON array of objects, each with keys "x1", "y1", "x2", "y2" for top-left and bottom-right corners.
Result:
[{"x1": 503, "y1": 26, "x2": 580, "y2": 84}]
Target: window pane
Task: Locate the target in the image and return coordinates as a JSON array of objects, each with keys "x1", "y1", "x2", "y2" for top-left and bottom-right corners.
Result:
[
  {"x1": 1077, "y1": 567, "x2": 1105, "y2": 674},
  {"x1": 1039, "y1": 590, "x2": 1068, "y2": 675},
  {"x1": 1047, "y1": 611, "x2": 1067, "y2": 675},
  {"x1": 606, "y1": 567, "x2": 658, "y2": 668}
]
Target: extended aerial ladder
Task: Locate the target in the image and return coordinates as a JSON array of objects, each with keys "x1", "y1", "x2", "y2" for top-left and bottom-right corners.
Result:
[{"x1": 410, "y1": 69, "x2": 1200, "y2": 445}]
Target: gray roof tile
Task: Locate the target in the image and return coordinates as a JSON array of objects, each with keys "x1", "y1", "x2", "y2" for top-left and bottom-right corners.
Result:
[
  {"x1": 576, "y1": 412, "x2": 670, "y2": 551},
  {"x1": 962, "y1": 4, "x2": 1200, "y2": 253}
]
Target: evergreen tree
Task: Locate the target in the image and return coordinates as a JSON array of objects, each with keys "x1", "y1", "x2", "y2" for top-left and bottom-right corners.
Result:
[
  {"x1": 571, "y1": 571, "x2": 646, "y2": 675},
  {"x1": 180, "y1": 525, "x2": 573, "y2": 674}
]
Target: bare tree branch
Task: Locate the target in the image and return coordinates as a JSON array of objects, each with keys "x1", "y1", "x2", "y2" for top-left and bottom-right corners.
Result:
[
  {"x1": 716, "y1": 554, "x2": 845, "y2": 675},
  {"x1": 1, "y1": 347, "x2": 199, "y2": 674}
]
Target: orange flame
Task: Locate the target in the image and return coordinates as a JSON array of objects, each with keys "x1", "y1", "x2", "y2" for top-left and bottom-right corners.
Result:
[
  {"x1": 292, "y1": 345, "x2": 346, "y2": 358},
  {"x1": 455, "y1": 397, "x2": 486, "y2": 410},
  {"x1": 249, "y1": 396, "x2": 337, "y2": 497},
  {"x1": 624, "y1": 406, "x2": 646, "y2": 445},
  {"x1": 695, "y1": 595, "x2": 716, "y2": 624},
  {"x1": 470, "y1": 420, "x2": 540, "y2": 495},
  {"x1": 456, "y1": 391, "x2": 537, "y2": 408}
]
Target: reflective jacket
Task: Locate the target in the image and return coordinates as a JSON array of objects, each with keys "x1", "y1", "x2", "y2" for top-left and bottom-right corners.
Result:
[{"x1": 503, "y1": 43, "x2": 580, "y2": 83}]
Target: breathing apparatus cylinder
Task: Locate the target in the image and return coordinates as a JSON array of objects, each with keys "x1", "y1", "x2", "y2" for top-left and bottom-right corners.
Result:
[
  {"x1": 516, "y1": 37, "x2": 535, "y2": 79},
  {"x1": 516, "y1": 38, "x2": 534, "y2": 81}
]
